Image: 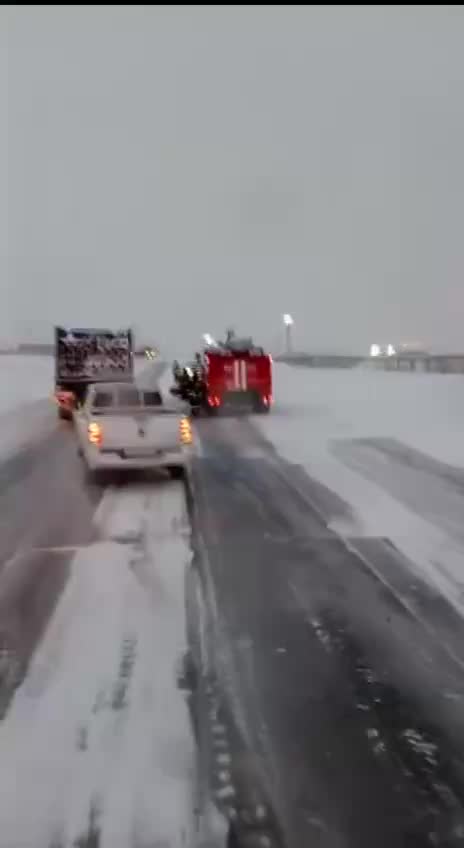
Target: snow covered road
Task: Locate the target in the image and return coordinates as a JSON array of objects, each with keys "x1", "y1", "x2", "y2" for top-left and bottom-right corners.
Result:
[
  {"x1": 0, "y1": 357, "x2": 225, "y2": 848},
  {"x1": 3, "y1": 357, "x2": 464, "y2": 847},
  {"x1": 0, "y1": 483, "x2": 196, "y2": 848}
]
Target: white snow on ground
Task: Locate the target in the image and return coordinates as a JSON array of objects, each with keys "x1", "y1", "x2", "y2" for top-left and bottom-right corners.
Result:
[
  {"x1": 0, "y1": 481, "x2": 198, "y2": 848},
  {"x1": 268, "y1": 364, "x2": 464, "y2": 467},
  {"x1": 0, "y1": 356, "x2": 56, "y2": 461},
  {"x1": 0, "y1": 355, "x2": 53, "y2": 414},
  {"x1": 255, "y1": 364, "x2": 464, "y2": 609},
  {"x1": 0, "y1": 401, "x2": 56, "y2": 464}
]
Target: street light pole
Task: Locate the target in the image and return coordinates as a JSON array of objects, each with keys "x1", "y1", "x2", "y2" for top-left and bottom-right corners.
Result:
[{"x1": 283, "y1": 314, "x2": 294, "y2": 355}]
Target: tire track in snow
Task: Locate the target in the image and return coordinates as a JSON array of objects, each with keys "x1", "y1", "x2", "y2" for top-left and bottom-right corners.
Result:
[{"x1": 332, "y1": 437, "x2": 464, "y2": 545}]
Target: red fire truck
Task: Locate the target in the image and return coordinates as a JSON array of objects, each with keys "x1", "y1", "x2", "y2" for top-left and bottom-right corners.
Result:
[{"x1": 174, "y1": 336, "x2": 273, "y2": 414}]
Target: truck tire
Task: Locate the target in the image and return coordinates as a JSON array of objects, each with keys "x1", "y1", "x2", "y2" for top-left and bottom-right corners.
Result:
[
  {"x1": 86, "y1": 468, "x2": 108, "y2": 486},
  {"x1": 253, "y1": 396, "x2": 270, "y2": 414},
  {"x1": 168, "y1": 465, "x2": 185, "y2": 481},
  {"x1": 58, "y1": 407, "x2": 72, "y2": 421}
]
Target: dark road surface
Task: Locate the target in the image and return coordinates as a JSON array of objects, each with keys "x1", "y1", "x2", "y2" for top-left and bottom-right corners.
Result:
[{"x1": 189, "y1": 415, "x2": 464, "y2": 848}]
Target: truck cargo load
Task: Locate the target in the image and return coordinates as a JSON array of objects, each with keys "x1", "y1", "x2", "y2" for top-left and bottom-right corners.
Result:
[{"x1": 54, "y1": 326, "x2": 134, "y2": 419}]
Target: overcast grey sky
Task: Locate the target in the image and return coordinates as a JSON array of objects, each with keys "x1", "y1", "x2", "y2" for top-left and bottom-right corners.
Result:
[{"x1": 3, "y1": 5, "x2": 464, "y2": 354}]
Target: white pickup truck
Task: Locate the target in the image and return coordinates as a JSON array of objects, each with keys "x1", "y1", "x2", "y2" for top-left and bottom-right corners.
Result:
[{"x1": 74, "y1": 381, "x2": 193, "y2": 483}]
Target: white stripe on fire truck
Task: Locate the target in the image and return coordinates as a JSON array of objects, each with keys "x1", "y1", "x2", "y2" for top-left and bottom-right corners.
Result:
[
  {"x1": 240, "y1": 360, "x2": 247, "y2": 390},
  {"x1": 233, "y1": 360, "x2": 240, "y2": 389}
]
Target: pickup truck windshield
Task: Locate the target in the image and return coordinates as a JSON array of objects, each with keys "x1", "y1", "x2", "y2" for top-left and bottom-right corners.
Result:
[
  {"x1": 93, "y1": 388, "x2": 163, "y2": 409},
  {"x1": 118, "y1": 388, "x2": 142, "y2": 406}
]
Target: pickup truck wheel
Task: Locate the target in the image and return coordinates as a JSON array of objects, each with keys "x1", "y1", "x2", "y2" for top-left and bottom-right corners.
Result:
[
  {"x1": 167, "y1": 465, "x2": 185, "y2": 481},
  {"x1": 87, "y1": 468, "x2": 108, "y2": 486}
]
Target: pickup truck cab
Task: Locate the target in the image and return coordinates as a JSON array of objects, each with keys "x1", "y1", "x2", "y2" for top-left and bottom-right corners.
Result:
[{"x1": 74, "y1": 381, "x2": 192, "y2": 483}]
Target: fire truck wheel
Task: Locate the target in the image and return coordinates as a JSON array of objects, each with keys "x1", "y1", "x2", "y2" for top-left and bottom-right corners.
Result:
[{"x1": 254, "y1": 397, "x2": 270, "y2": 414}]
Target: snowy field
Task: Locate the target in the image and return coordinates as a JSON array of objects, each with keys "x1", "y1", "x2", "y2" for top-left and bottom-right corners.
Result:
[
  {"x1": 257, "y1": 364, "x2": 464, "y2": 610},
  {"x1": 0, "y1": 355, "x2": 54, "y2": 414},
  {"x1": 262, "y1": 364, "x2": 464, "y2": 467},
  {"x1": 0, "y1": 356, "x2": 57, "y2": 462}
]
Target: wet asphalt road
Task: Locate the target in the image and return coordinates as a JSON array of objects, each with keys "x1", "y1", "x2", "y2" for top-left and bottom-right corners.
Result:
[
  {"x1": 189, "y1": 415, "x2": 464, "y2": 848},
  {"x1": 3, "y1": 387, "x2": 464, "y2": 846}
]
